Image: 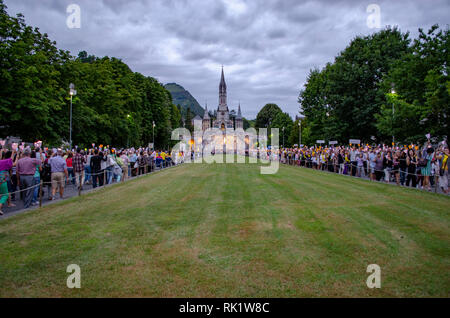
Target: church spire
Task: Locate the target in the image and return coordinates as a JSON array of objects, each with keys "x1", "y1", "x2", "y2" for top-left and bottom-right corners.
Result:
[
  {"x1": 203, "y1": 102, "x2": 210, "y2": 119},
  {"x1": 219, "y1": 66, "x2": 227, "y2": 107},
  {"x1": 236, "y1": 101, "x2": 242, "y2": 119},
  {"x1": 219, "y1": 66, "x2": 226, "y2": 92}
]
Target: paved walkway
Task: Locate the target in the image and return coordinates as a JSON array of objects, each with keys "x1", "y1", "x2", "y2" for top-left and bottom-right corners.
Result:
[{"x1": 0, "y1": 164, "x2": 179, "y2": 220}]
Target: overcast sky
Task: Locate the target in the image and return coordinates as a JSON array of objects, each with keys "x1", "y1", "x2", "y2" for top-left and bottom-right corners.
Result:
[{"x1": 5, "y1": 0, "x2": 449, "y2": 119}]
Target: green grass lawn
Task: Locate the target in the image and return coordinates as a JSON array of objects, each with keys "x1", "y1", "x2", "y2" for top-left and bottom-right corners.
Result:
[{"x1": 0, "y1": 161, "x2": 449, "y2": 297}]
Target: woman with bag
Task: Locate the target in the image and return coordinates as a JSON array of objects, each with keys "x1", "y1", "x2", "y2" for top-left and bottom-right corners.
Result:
[{"x1": 421, "y1": 146, "x2": 434, "y2": 191}]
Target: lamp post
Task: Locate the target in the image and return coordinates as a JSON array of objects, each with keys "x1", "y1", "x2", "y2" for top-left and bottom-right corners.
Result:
[
  {"x1": 282, "y1": 126, "x2": 285, "y2": 148},
  {"x1": 152, "y1": 121, "x2": 155, "y2": 150},
  {"x1": 127, "y1": 114, "x2": 131, "y2": 148},
  {"x1": 391, "y1": 87, "x2": 396, "y2": 145},
  {"x1": 69, "y1": 83, "x2": 77, "y2": 149},
  {"x1": 298, "y1": 115, "x2": 304, "y2": 147}
]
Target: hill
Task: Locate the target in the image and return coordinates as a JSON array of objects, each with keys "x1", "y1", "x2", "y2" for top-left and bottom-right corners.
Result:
[{"x1": 164, "y1": 83, "x2": 204, "y2": 117}]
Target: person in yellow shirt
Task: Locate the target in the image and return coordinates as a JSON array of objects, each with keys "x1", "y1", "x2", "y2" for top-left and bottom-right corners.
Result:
[
  {"x1": 160, "y1": 151, "x2": 166, "y2": 167},
  {"x1": 437, "y1": 147, "x2": 449, "y2": 194}
]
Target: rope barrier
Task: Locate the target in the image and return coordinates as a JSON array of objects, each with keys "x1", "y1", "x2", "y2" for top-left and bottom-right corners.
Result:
[
  {"x1": 2, "y1": 182, "x2": 41, "y2": 196},
  {"x1": 1, "y1": 152, "x2": 447, "y2": 210},
  {"x1": 1, "y1": 161, "x2": 181, "y2": 200},
  {"x1": 276, "y1": 157, "x2": 447, "y2": 193},
  {"x1": 273, "y1": 158, "x2": 440, "y2": 178}
]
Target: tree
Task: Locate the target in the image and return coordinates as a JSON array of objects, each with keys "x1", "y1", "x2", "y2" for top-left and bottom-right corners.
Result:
[
  {"x1": 271, "y1": 112, "x2": 293, "y2": 147},
  {"x1": 78, "y1": 50, "x2": 96, "y2": 63},
  {"x1": 375, "y1": 93, "x2": 423, "y2": 144},
  {"x1": 0, "y1": 0, "x2": 177, "y2": 148},
  {"x1": 378, "y1": 25, "x2": 449, "y2": 143},
  {"x1": 0, "y1": 0, "x2": 71, "y2": 142},
  {"x1": 255, "y1": 103, "x2": 282, "y2": 128},
  {"x1": 243, "y1": 118, "x2": 252, "y2": 130},
  {"x1": 184, "y1": 107, "x2": 194, "y2": 133},
  {"x1": 176, "y1": 104, "x2": 184, "y2": 127},
  {"x1": 298, "y1": 68, "x2": 330, "y2": 143},
  {"x1": 170, "y1": 103, "x2": 182, "y2": 130},
  {"x1": 299, "y1": 26, "x2": 411, "y2": 144}
]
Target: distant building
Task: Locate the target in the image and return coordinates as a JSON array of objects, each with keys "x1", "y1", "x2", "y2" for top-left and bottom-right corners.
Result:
[
  {"x1": 191, "y1": 67, "x2": 249, "y2": 155},
  {"x1": 194, "y1": 67, "x2": 243, "y2": 131}
]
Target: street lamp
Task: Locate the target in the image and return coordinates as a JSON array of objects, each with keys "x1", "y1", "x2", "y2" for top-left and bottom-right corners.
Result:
[
  {"x1": 126, "y1": 114, "x2": 132, "y2": 148},
  {"x1": 152, "y1": 121, "x2": 156, "y2": 150},
  {"x1": 391, "y1": 86, "x2": 396, "y2": 145},
  {"x1": 282, "y1": 126, "x2": 285, "y2": 148},
  {"x1": 69, "y1": 83, "x2": 77, "y2": 149},
  {"x1": 298, "y1": 115, "x2": 304, "y2": 147}
]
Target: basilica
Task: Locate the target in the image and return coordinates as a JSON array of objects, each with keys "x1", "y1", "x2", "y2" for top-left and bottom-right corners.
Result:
[{"x1": 193, "y1": 67, "x2": 243, "y2": 131}]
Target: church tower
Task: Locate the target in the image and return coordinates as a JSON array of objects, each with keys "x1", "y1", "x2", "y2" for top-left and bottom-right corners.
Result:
[
  {"x1": 214, "y1": 66, "x2": 232, "y2": 129},
  {"x1": 235, "y1": 102, "x2": 243, "y2": 129},
  {"x1": 202, "y1": 102, "x2": 210, "y2": 131},
  {"x1": 219, "y1": 66, "x2": 227, "y2": 107}
]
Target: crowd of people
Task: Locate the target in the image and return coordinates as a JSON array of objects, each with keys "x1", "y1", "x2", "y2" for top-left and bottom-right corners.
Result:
[
  {"x1": 1, "y1": 139, "x2": 449, "y2": 215},
  {"x1": 269, "y1": 142, "x2": 449, "y2": 194},
  {"x1": 0, "y1": 145, "x2": 186, "y2": 215}
]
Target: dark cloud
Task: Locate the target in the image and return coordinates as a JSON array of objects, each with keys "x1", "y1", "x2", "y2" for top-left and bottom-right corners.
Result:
[
  {"x1": 4, "y1": 0, "x2": 450, "y2": 119},
  {"x1": 266, "y1": 28, "x2": 287, "y2": 39}
]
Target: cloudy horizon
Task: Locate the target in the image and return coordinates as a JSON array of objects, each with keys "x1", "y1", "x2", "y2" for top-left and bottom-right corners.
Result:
[{"x1": 4, "y1": 0, "x2": 449, "y2": 119}]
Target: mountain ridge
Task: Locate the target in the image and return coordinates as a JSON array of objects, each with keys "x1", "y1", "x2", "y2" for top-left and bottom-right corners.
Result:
[{"x1": 164, "y1": 83, "x2": 204, "y2": 117}]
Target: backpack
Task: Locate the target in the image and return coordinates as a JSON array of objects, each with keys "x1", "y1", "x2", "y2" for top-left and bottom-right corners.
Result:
[
  {"x1": 41, "y1": 162, "x2": 52, "y2": 181},
  {"x1": 418, "y1": 157, "x2": 427, "y2": 167}
]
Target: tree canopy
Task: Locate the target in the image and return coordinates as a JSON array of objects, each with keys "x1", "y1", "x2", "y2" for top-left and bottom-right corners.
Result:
[
  {"x1": 298, "y1": 25, "x2": 449, "y2": 145},
  {"x1": 255, "y1": 103, "x2": 294, "y2": 146},
  {"x1": 0, "y1": 0, "x2": 181, "y2": 149}
]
